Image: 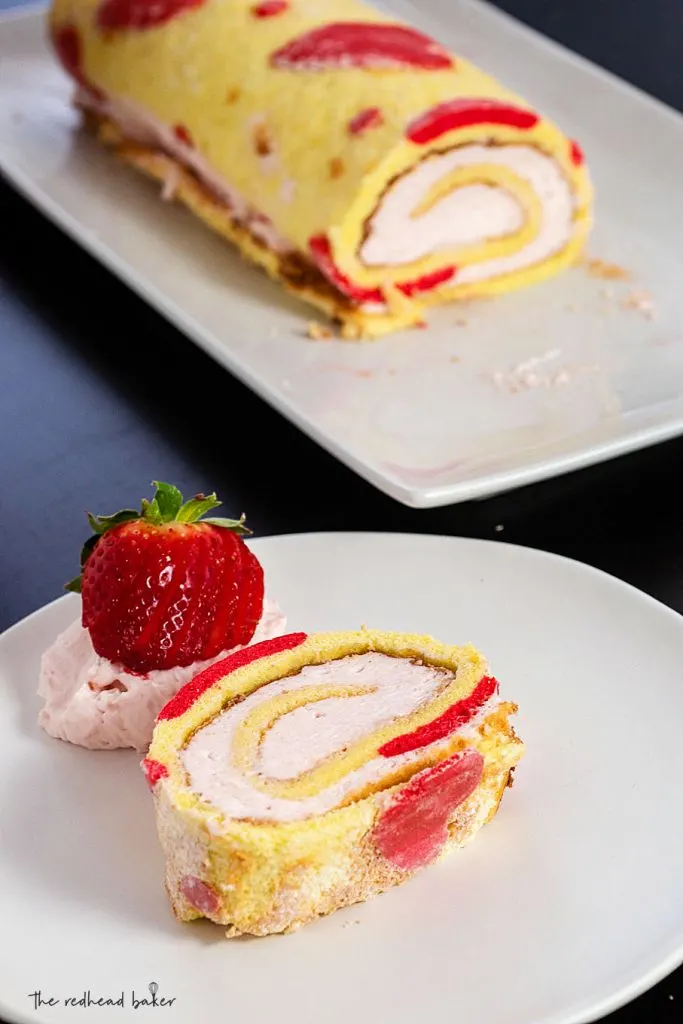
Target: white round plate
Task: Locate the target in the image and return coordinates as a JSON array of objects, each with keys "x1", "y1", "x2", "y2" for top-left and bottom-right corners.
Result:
[{"x1": 2, "y1": 532, "x2": 683, "y2": 1024}]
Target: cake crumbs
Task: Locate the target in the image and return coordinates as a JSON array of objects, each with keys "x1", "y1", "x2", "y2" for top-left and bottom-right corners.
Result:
[
  {"x1": 621, "y1": 289, "x2": 657, "y2": 320},
  {"x1": 455, "y1": 318, "x2": 469, "y2": 327},
  {"x1": 320, "y1": 364, "x2": 373, "y2": 378},
  {"x1": 585, "y1": 257, "x2": 631, "y2": 280},
  {"x1": 449, "y1": 355, "x2": 461, "y2": 364},
  {"x1": 489, "y1": 349, "x2": 601, "y2": 394},
  {"x1": 494, "y1": 524, "x2": 504, "y2": 532},
  {"x1": 306, "y1": 321, "x2": 333, "y2": 341}
]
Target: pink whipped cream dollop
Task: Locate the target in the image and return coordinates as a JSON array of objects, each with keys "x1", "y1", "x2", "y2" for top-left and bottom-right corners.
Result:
[{"x1": 37, "y1": 598, "x2": 287, "y2": 751}]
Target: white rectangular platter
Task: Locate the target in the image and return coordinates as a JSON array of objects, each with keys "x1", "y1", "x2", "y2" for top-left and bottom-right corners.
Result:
[{"x1": 2, "y1": 1, "x2": 683, "y2": 507}]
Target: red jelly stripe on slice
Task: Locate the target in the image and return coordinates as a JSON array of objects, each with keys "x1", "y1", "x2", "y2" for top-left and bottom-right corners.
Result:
[
  {"x1": 379, "y1": 675, "x2": 498, "y2": 757},
  {"x1": 397, "y1": 265, "x2": 456, "y2": 297},
  {"x1": 180, "y1": 876, "x2": 221, "y2": 914},
  {"x1": 271, "y1": 22, "x2": 453, "y2": 71},
  {"x1": 373, "y1": 749, "x2": 484, "y2": 871},
  {"x1": 569, "y1": 139, "x2": 584, "y2": 166},
  {"x1": 156, "y1": 632, "x2": 308, "y2": 721},
  {"x1": 407, "y1": 99, "x2": 540, "y2": 146},
  {"x1": 141, "y1": 757, "x2": 168, "y2": 789},
  {"x1": 96, "y1": 0, "x2": 205, "y2": 32},
  {"x1": 348, "y1": 107, "x2": 384, "y2": 136},
  {"x1": 252, "y1": 0, "x2": 289, "y2": 16},
  {"x1": 309, "y1": 235, "x2": 385, "y2": 304}
]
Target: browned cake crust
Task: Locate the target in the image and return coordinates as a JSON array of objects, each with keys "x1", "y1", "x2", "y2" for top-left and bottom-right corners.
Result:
[{"x1": 81, "y1": 112, "x2": 418, "y2": 339}]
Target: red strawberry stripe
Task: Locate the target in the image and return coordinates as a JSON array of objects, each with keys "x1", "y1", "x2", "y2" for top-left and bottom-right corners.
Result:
[
  {"x1": 141, "y1": 757, "x2": 168, "y2": 788},
  {"x1": 309, "y1": 235, "x2": 456, "y2": 306},
  {"x1": 397, "y1": 265, "x2": 456, "y2": 297},
  {"x1": 270, "y1": 22, "x2": 453, "y2": 71},
  {"x1": 252, "y1": 0, "x2": 289, "y2": 16},
  {"x1": 52, "y1": 24, "x2": 104, "y2": 99},
  {"x1": 407, "y1": 99, "x2": 540, "y2": 145},
  {"x1": 180, "y1": 876, "x2": 221, "y2": 914},
  {"x1": 309, "y1": 235, "x2": 385, "y2": 304},
  {"x1": 173, "y1": 124, "x2": 194, "y2": 147},
  {"x1": 569, "y1": 139, "x2": 584, "y2": 166},
  {"x1": 96, "y1": 0, "x2": 205, "y2": 32},
  {"x1": 157, "y1": 632, "x2": 308, "y2": 721},
  {"x1": 348, "y1": 107, "x2": 384, "y2": 136},
  {"x1": 379, "y1": 675, "x2": 498, "y2": 757},
  {"x1": 373, "y1": 749, "x2": 484, "y2": 871}
]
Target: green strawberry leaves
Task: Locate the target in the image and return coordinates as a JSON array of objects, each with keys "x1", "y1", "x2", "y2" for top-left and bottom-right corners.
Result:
[
  {"x1": 175, "y1": 493, "x2": 223, "y2": 523},
  {"x1": 202, "y1": 516, "x2": 250, "y2": 533},
  {"x1": 141, "y1": 481, "x2": 183, "y2": 524},
  {"x1": 65, "y1": 481, "x2": 252, "y2": 593},
  {"x1": 65, "y1": 508, "x2": 139, "y2": 594}
]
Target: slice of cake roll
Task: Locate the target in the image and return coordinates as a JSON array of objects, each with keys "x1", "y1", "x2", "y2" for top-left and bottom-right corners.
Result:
[{"x1": 143, "y1": 629, "x2": 524, "y2": 936}]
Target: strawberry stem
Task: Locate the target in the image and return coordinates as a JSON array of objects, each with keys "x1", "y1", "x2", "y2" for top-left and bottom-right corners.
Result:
[{"x1": 65, "y1": 481, "x2": 252, "y2": 593}]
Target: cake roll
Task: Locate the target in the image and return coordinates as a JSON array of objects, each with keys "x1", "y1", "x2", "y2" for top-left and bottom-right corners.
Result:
[
  {"x1": 48, "y1": 0, "x2": 592, "y2": 338},
  {"x1": 144, "y1": 629, "x2": 524, "y2": 936}
]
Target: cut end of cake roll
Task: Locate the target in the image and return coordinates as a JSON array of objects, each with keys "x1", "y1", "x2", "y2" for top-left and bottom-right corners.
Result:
[
  {"x1": 144, "y1": 629, "x2": 524, "y2": 937},
  {"x1": 48, "y1": 0, "x2": 592, "y2": 339}
]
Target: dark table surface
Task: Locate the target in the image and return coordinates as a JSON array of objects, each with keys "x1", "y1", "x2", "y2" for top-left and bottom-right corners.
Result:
[{"x1": 1, "y1": 0, "x2": 682, "y2": 1020}]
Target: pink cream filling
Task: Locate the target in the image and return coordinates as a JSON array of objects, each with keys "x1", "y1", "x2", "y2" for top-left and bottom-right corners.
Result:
[
  {"x1": 182, "y1": 652, "x2": 502, "y2": 822},
  {"x1": 37, "y1": 598, "x2": 287, "y2": 751}
]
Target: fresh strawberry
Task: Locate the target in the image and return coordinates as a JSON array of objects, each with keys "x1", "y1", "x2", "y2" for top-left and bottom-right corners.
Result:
[
  {"x1": 96, "y1": 0, "x2": 205, "y2": 32},
  {"x1": 270, "y1": 22, "x2": 453, "y2": 71},
  {"x1": 66, "y1": 482, "x2": 264, "y2": 674}
]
